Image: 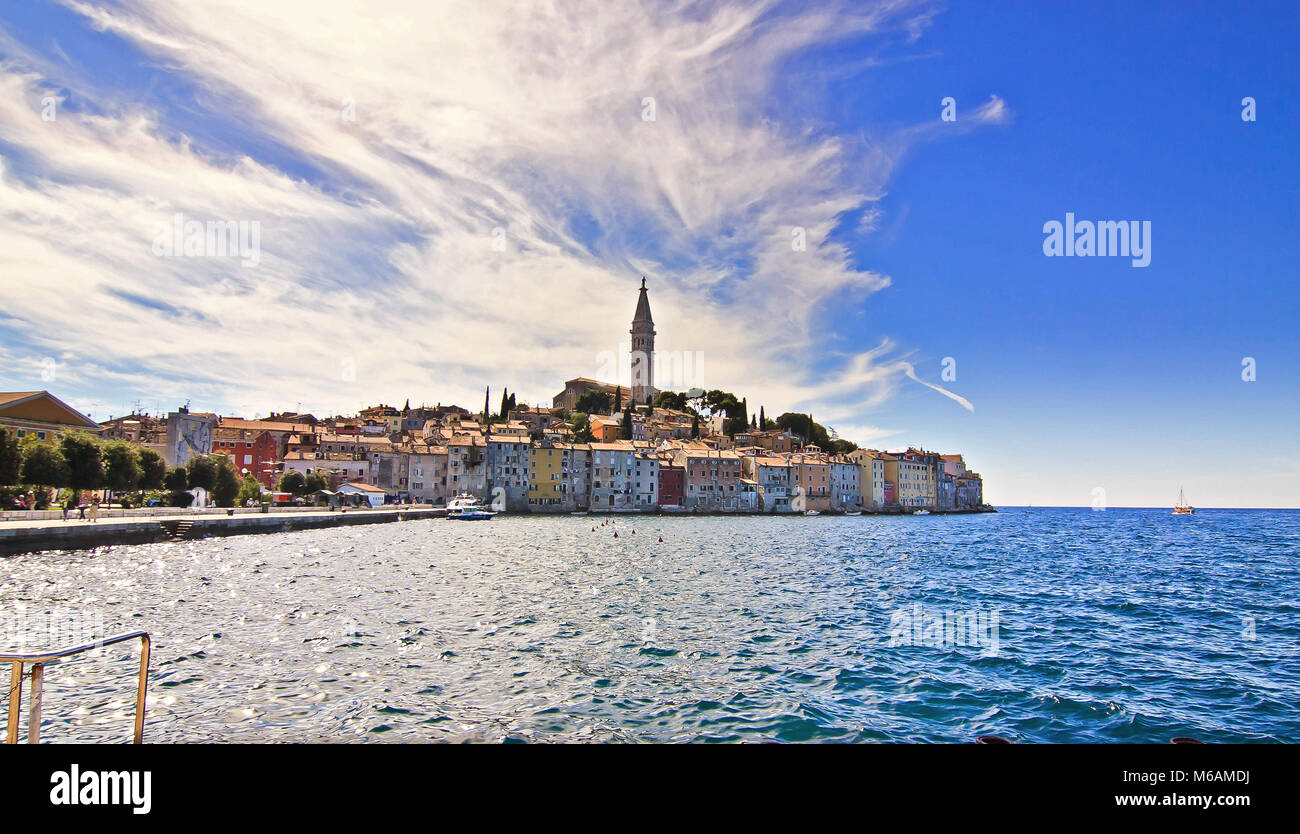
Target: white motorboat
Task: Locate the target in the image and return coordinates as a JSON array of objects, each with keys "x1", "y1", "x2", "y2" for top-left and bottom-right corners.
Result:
[
  {"x1": 912, "y1": 509, "x2": 931, "y2": 516},
  {"x1": 446, "y1": 493, "x2": 495, "y2": 520},
  {"x1": 805, "y1": 510, "x2": 821, "y2": 516}
]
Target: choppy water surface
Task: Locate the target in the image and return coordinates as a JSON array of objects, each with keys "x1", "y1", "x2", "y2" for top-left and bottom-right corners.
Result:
[{"x1": 3, "y1": 508, "x2": 1298, "y2": 743}]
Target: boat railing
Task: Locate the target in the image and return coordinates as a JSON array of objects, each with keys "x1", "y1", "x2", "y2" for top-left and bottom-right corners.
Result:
[{"x1": 2, "y1": 631, "x2": 151, "y2": 744}]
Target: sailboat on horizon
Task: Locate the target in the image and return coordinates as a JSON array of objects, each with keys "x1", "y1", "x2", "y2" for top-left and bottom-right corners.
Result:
[{"x1": 1173, "y1": 487, "x2": 1195, "y2": 515}]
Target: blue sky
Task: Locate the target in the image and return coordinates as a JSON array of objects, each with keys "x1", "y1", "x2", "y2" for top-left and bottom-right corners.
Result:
[{"x1": 0, "y1": 1, "x2": 1296, "y2": 507}]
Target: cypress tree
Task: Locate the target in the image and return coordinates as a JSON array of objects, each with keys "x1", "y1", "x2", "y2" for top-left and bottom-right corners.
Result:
[
  {"x1": 483, "y1": 386, "x2": 491, "y2": 422},
  {"x1": 690, "y1": 414, "x2": 699, "y2": 439},
  {"x1": 614, "y1": 386, "x2": 622, "y2": 414},
  {"x1": 0, "y1": 428, "x2": 21, "y2": 486},
  {"x1": 620, "y1": 407, "x2": 633, "y2": 440}
]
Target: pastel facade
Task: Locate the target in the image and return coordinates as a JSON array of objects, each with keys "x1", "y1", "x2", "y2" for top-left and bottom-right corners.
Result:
[
  {"x1": 674, "y1": 447, "x2": 742, "y2": 510},
  {"x1": 446, "y1": 435, "x2": 487, "y2": 498},
  {"x1": 487, "y1": 435, "x2": 530, "y2": 511},
  {"x1": 829, "y1": 458, "x2": 862, "y2": 510},
  {"x1": 407, "y1": 447, "x2": 449, "y2": 505},
  {"x1": 788, "y1": 451, "x2": 830, "y2": 511},
  {"x1": 740, "y1": 455, "x2": 793, "y2": 513},
  {"x1": 590, "y1": 441, "x2": 638, "y2": 509}
]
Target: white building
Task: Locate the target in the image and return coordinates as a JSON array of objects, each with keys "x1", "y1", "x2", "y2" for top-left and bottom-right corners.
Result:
[
  {"x1": 589, "y1": 441, "x2": 637, "y2": 510},
  {"x1": 830, "y1": 458, "x2": 862, "y2": 510}
]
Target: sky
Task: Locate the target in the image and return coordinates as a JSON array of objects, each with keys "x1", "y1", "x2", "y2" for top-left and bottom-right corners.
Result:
[{"x1": 0, "y1": 1, "x2": 1296, "y2": 508}]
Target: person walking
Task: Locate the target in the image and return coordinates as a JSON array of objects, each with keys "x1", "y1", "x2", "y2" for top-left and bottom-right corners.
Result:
[
  {"x1": 88, "y1": 497, "x2": 100, "y2": 523},
  {"x1": 62, "y1": 496, "x2": 73, "y2": 521}
]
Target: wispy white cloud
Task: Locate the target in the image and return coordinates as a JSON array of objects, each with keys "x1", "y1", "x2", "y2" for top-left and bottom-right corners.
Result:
[
  {"x1": 0, "y1": 0, "x2": 990, "y2": 440},
  {"x1": 902, "y1": 362, "x2": 973, "y2": 412}
]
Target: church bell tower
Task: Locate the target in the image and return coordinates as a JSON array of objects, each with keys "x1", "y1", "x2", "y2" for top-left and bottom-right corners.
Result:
[{"x1": 630, "y1": 276, "x2": 656, "y2": 405}]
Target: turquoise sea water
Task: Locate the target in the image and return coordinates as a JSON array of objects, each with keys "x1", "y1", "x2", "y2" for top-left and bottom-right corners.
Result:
[{"x1": 2, "y1": 508, "x2": 1297, "y2": 742}]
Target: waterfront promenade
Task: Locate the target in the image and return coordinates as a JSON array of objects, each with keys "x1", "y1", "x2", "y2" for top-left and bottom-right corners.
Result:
[{"x1": 0, "y1": 506, "x2": 441, "y2": 555}]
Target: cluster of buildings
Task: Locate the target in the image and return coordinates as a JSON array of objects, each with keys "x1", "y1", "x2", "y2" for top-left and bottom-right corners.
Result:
[
  {"x1": 97, "y1": 402, "x2": 986, "y2": 512},
  {"x1": 0, "y1": 279, "x2": 985, "y2": 513}
]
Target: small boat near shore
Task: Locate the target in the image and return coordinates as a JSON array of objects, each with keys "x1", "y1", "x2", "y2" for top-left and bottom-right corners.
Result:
[
  {"x1": 446, "y1": 494, "x2": 495, "y2": 520},
  {"x1": 913, "y1": 509, "x2": 931, "y2": 516}
]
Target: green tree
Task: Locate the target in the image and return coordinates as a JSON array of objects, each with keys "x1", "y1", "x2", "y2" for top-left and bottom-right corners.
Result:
[
  {"x1": 162, "y1": 466, "x2": 189, "y2": 492},
  {"x1": 304, "y1": 472, "x2": 327, "y2": 493},
  {"x1": 137, "y1": 447, "x2": 166, "y2": 491},
  {"x1": 569, "y1": 413, "x2": 593, "y2": 444},
  {"x1": 211, "y1": 457, "x2": 240, "y2": 507},
  {"x1": 21, "y1": 442, "x2": 69, "y2": 490},
  {"x1": 60, "y1": 432, "x2": 103, "y2": 495},
  {"x1": 613, "y1": 386, "x2": 622, "y2": 414},
  {"x1": 620, "y1": 407, "x2": 633, "y2": 440},
  {"x1": 690, "y1": 414, "x2": 699, "y2": 439},
  {"x1": 0, "y1": 427, "x2": 21, "y2": 486},
  {"x1": 100, "y1": 440, "x2": 142, "y2": 493},
  {"x1": 163, "y1": 465, "x2": 190, "y2": 507},
  {"x1": 653, "y1": 390, "x2": 689, "y2": 412},
  {"x1": 278, "y1": 470, "x2": 307, "y2": 496},
  {"x1": 831, "y1": 438, "x2": 859, "y2": 455},
  {"x1": 185, "y1": 455, "x2": 218, "y2": 493},
  {"x1": 775, "y1": 413, "x2": 831, "y2": 449},
  {"x1": 499, "y1": 388, "x2": 510, "y2": 420},
  {"x1": 575, "y1": 390, "x2": 611, "y2": 415},
  {"x1": 483, "y1": 386, "x2": 491, "y2": 422},
  {"x1": 236, "y1": 474, "x2": 262, "y2": 506}
]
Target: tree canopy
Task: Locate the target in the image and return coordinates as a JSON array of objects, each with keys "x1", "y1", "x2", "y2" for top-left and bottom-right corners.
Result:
[
  {"x1": 138, "y1": 447, "x2": 166, "y2": 490},
  {"x1": 775, "y1": 413, "x2": 832, "y2": 449},
  {"x1": 100, "y1": 440, "x2": 141, "y2": 492},
  {"x1": 0, "y1": 428, "x2": 21, "y2": 486},
  {"x1": 574, "y1": 390, "x2": 611, "y2": 415},
  {"x1": 20, "y1": 442, "x2": 68, "y2": 487},
  {"x1": 211, "y1": 456, "x2": 240, "y2": 507},
  {"x1": 278, "y1": 470, "x2": 308, "y2": 496},
  {"x1": 185, "y1": 455, "x2": 218, "y2": 492},
  {"x1": 60, "y1": 432, "x2": 103, "y2": 491}
]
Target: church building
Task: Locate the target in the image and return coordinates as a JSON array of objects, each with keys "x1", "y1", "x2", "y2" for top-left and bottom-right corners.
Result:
[{"x1": 552, "y1": 278, "x2": 659, "y2": 410}]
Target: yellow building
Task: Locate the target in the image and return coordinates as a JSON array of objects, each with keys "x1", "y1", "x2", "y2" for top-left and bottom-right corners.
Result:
[
  {"x1": 528, "y1": 443, "x2": 566, "y2": 506},
  {"x1": 0, "y1": 391, "x2": 101, "y2": 442}
]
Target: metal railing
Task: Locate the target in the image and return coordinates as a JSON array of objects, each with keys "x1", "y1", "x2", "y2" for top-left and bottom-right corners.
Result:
[{"x1": 2, "y1": 631, "x2": 151, "y2": 744}]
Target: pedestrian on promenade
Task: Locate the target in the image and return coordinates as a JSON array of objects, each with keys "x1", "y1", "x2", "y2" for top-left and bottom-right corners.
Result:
[
  {"x1": 62, "y1": 496, "x2": 73, "y2": 521},
  {"x1": 88, "y1": 497, "x2": 100, "y2": 523}
]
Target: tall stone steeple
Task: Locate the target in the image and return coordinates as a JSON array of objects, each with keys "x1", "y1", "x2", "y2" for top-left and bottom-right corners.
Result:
[{"x1": 630, "y1": 276, "x2": 656, "y2": 405}]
